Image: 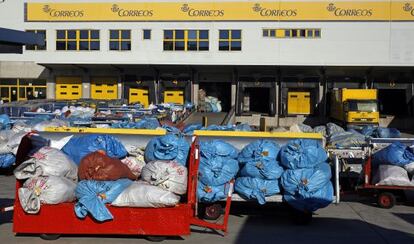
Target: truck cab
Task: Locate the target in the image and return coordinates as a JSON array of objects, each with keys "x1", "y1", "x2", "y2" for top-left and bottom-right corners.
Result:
[{"x1": 344, "y1": 99, "x2": 379, "y2": 125}]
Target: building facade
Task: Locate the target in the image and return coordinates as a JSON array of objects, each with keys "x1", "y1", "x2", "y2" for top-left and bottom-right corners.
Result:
[{"x1": 1, "y1": 0, "x2": 414, "y2": 127}]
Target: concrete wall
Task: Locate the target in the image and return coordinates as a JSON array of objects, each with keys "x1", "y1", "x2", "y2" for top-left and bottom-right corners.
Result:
[{"x1": 1, "y1": 0, "x2": 414, "y2": 66}]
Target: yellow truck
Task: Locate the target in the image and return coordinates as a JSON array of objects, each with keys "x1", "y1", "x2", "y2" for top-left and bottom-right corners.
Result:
[{"x1": 330, "y1": 88, "x2": 379, "y2": 127}]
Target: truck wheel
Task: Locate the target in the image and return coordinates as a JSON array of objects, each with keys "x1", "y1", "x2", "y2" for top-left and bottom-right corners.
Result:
[
  {"x1": 145, "y1": 236, "x2": 166, "y2": 242},
  {"x1": 377, "y1": 192, "x2": 396, "y2": 209},
  {"x1": 204, "y1": 203, "x2": 223, "y2": 220},
  {"x1": 39, "y1": 234, "x2": 60, "y2": 240}
]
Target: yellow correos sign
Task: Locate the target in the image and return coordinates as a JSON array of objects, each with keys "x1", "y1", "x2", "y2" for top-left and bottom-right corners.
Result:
[{"x1": 25, "y1": 1, "x2": 414, "y2": 22}]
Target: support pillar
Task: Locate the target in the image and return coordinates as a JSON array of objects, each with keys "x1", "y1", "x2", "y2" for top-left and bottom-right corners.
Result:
[
  {"x1": 46, "y1": 75, "x2": 55, "y2": 99},
  {"x1": 82, "y1": 74, "x2": 90, "y2": 99}
]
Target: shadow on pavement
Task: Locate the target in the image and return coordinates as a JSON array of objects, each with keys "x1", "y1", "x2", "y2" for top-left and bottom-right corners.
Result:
[
  {"x1": 0, "y1": 198, "x2": 14, "y2": 225},
  {"x1": 393, "y1": 213, "x2": 414, "y2": 225}
]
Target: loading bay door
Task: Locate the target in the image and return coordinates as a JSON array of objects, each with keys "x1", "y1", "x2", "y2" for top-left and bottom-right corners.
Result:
[
  {"x1": 287, "y1": 91, "x2": 311, "y2": 115},
  {"x1": 91, "y1": 77, "x2": 118, "y2": 100},
  {"x1": 163, "y1": 90, "x2": 184, "y2": 104},
  {"x1": 56, "y1": 77, "x2": 82, "y2": 100},
  {"x1": 129, "y1": 88, "x2": 149, "y2": 107}
]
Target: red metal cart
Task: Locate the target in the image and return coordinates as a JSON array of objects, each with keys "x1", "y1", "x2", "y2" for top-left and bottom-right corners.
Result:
[
  {"x1": 13, "y1": 136, "x2": 233, "y2": 241},
  {"x1": 357, "y1": 156, "x2": 414, "y2": 209}
]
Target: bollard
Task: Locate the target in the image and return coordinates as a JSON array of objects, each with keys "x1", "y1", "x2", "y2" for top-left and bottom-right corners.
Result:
[
  {"x1": 259, "y1": 117, "x2": 267, "y2": 132},
  {"x1": 202, "y1": 116, "x2": 208, "y2": 127}
]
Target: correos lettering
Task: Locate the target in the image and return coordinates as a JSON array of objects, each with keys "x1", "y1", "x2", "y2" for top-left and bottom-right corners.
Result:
[
  {"x1": 259, "y1": 8, "x2": 297, "y2": 17},
  {"x1": 50, "y1": 9, "x2": 84, "y2": 17},
  {"x1": 187, "y1": 8, "x2": 224, "y2": 17},
  {"x1": 334, "y1": 8, "x2": 372, "y2": 17},
  {"x1": 118, "y1": 9, "x2": 153, "y2": 17}
]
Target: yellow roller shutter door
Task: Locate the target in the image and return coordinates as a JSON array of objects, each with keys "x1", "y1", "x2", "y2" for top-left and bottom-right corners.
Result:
[
  {"x1": 56, "y1": 77, "x2": 82, "y2": 100},
  {"x1": 91, "y1": 77, "x2": 118, "y2": 100},
  {"x1": 129, "y1": 88, "x2": 149, "y2": 107},
  {"x1": 287, "y1": 92, "x2": 311, "y2": 115},
  {"x1": 163, "y1": 90, "x2": 184, "y2": 104}
]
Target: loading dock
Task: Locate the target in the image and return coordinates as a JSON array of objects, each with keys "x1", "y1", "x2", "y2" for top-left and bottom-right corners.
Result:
[
  {"x1": 236, "y1": 79, "x2": 276, "y2": 116},
  {"x1": 159, "y1": 79, "x2": 191, "y2": 105},
  {"x1": 287, "y1": 91, "x2": 311, "y2": 115},
  {"x1": 90, "y1": 77, "x2": 118, "y2": 100},
  {"x1": 199, "y1": 82, "x2": 232, "y2": 112},
  {"x1": 55, "y1": 76, "x2": 82, "y2": 100},
  {"x1": 281, "y1": 77, "x2": 320, "y2": 117},
  {"x1": 123, "y1": 76, "x2": 156, "y2": 107}
]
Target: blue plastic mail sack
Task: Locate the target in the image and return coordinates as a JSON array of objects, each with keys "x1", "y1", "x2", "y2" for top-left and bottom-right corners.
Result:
[
  {"x1": 62, "y1": 135, "x2": 128, "y2": 165},
  {"x1": 284, "y1": 182, "x2": 333, "y2": 212},
  {"x1": 75, "y1": 179, "x2": 132, "y2": 222},
  {"x1": 111, "y1": 118, "x2": 160, "y2": 129},
  {"x1": 372, "y1": 142, "x2": 414, "y2": 167},
  {"x1": 0, "y1": 114, "x2": 11, "y2": 130},
  {"x1": 281, "y1": 163, "x2": 332, "y2": 197},
  {"x1": 238, "y1": 140, "x2": 280, "y2": 164},
  {"x1": 280, "y1": 139, "x2": 328, "y2": 169},
  {"x1": 235, "y1": 177, "x2": 280, "y2": 205},
  {"x1": 182, "y1": 123, "x2": 203, "y2": 134},
  {"x1": 239, "y1": 159, "x2": 284, "y2": 180},
  {"x1": 199, "y1": 156, "x2": 239, "y2": 186},
  {"x1": 376, "y1": 127, "x2": 401, "y2": 138},
  {"x1": 161, "y1": 124, "x2": 181, "y2": 134},
  {"x1": 144, "y1": 134, "x2": 190, "y2": 166},
  {"x1": 0, "y1": 153, "x2": 15, "y2": 168},
  {"x1": 197, "y1": 181, "x2": 229, "y2": 203},
  {"x1": 200, "y1": 140, "x2": 238, "y2": 160}
]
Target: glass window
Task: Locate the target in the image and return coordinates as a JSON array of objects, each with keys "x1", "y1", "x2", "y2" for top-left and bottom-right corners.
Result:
[
  {"x1": 67, "y1": 30, "x2": 76, "y2": 39},
  {"x1": 56, "y1": 41, "x2": 66, "y2": 50},
  {"x1": 56, "y1": 30, "x2": 100, "y2": 51},
  {"x1": 307, "y1": 30, "x2": 313, "y2": 37},
  {"x1": 270, "y1": 30, "x2": 275, "y2": 37},
  {"x1": 143, "y1": 29, "x2": 151, "y2": 40},
  {"x1": 219, "y1": 30, "x2": 241, "y2": 51},
  {"x1": 292, "y1": 29, "x2": 298, "y2": 37},
  {"x1": 80, "y1": 30, "x2": 88, "y2": 39},
  {"x1": 26, "y1": 30, "x2": 46, "y2": 50},
  {"x1": 57, "y1": 30, "x2": 66, "y2": 39},
  {"x1": 300, "y1": 29, "x2": 306, "y2": 37},
  {"x1": 91, "y1": 30, "x2": 99, "y2": 39},
  {"x1": 314, "y1": 29, "x2": 321, "y2": 37},
  {"x1": 79, "y1": 41, "x2": 89, "y2": 50},
  {"x1": 163, "y1": 30, "x2": 209, "y2": 51},
  {"x1": 285, "y1": 29, "x2": 291, "y2": 37},
  {"x1": 109, "y1": 30, "x2": 130, "y2": 51},
  {"x1": 263, "y1": 29, "x2": 269, "y2": 37}
]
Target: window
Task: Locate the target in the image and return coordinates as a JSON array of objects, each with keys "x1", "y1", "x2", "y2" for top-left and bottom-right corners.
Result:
[
  {"x1": 219, "y1": 30, "x2": 241, "y2": 51},
  {"x1": 143, "y1": 29, "x2": 151, "y2": 40},
  {"x1": 109, "y1": 30, "x2": 131, "y2": 51},
  {"x1": 26, "y1": 30, "x2": 46, "y2": 50},
  {"x1": 263, "y1": 28, "x2": 321, "y2": 39},
  {"x1": 163, "y1": 30, "x2": 209, "y2": 51},
  {"x1": 56, "y1": 30, "x2": 100, "y2": 51}
]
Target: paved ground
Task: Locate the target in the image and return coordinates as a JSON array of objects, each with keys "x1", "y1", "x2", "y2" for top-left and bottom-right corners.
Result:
[{"x1": 1, "y1": 175, "x2": 413, "y2": 244}]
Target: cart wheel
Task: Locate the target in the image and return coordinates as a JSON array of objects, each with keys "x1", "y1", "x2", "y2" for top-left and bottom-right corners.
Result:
[
  {"x1": 145, "y1": 236, "x2": 166, "y2": 242},
  {"x1": 377, "y1": 192, "x2": 396, "y2": 209},
  {"x1": 39, "y1": 234, "x2": 60, "y2": 240},
  {"x1": 204, "y1": 203, "x2": 223, "y2": 220}
]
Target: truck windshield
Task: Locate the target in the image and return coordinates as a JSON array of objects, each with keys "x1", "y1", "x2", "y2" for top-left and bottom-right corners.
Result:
[{"x1": 348, "y1": 101, "x2": 378, "y2": 112}]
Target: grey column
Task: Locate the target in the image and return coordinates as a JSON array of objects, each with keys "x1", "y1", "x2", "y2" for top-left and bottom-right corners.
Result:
[
  {"x1": 117, "y1": 75, "x2": 123, "y2": 100},
  {"x1": 82, "y1": 74, "x2": 90, "y2": 99},
  {"x1": 46, "y1": 74, "x2": 55, "y2": 99},
  {"x1": 275, "y1": 81, "x2": 279, "y2": 116}
]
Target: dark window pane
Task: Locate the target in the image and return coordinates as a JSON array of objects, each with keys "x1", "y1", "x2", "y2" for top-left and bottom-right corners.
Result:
[
  {"x1": 121, "y1": 30, "x2": 130, "y2": 39},
  {"x1": 143, "y1": 29, "x2": 151, "y2": 39},
  {"x1": 90, "y1": 41, "x2": 100, "y2": 50},
  {"x1": 67, "y1": 41, "x2": 77, "y2": 50},
  {"x1": 219, "y1": 30, "x2": 229, "y2": 39},
  {"x1": 292, "y1": 29, "x2": 298, "y2": 37},
  {"x1": 38, "y1": 42, "x2": 47, "y2": 50},
  {"x1": 79, "y1": 41, "x2": 89, "y2": 50},
  {"x1": 37, "y1": 30, "x2": 46, "y2": 36},
  {"x1": 219, "y1": 41, "x2": 229, "y2": 51},
  {"x1": 121, "y1": 41, "x2": 131, "y2": 50},
  {"x1": 263, "y1": 30, "x2": 268, "y2": 37},
  {"x1": 26, "y1": 30, "x2": 35, "y2": 34},
  {"x1": 199, "y1": 41, "x2": 209, "y2": 51},
  {"x1": 175, "y1": 41, "x2": 185, "y2": 50},
  {"x1": 175, "y1": 30, "x2": 184, "y2": 39},
  {"x1": 300, "y1": 29, "x2": 306, "y2": 37},
  {"x1": 187, "y1": 41, "x2": 197, "y2": 51},
  {"x1": 57, "y1": 30, "x2": 65, "y2": 39},
  {"x1": 80, "y1": 30, "x2": 88, "y2": 39},
  {"x1": 231, "y1": 41, "x2": 241, "y2": 51},
  {"x1": 199, "y1": 30, "x2": 208, "y2": 39},
  {"x1": 110, "y1": 30, "x2": 119, "y2": 39},
  {"x1": 91, "y1": 30, "x2": 99, "y2": 39},
  {"x1": 67, "y1": 30, "x2": 76, "y2": 39},
  {"x1": 231, "y1": 30, "x2": 241, "y2": 39},
  {"x1": 1, "y1": 87, "x2": 9, "y2": 98},
  {"x1": 56, "y1": 41, "x2": 66, "y2": 50},
  {"x1": 270, "y1": 30, "x2": 276, "y2": 37},
  {"x1": 315, "y1": 30, "x2": 320, "y2": 37},
  {"x1": 188, "y1": 30, "x2": 197, "y2": 39},
  {"x1": 110, "y1": 41, "x2": 119, "y2": 50},
  {"x1": 26, "y1": 45, "x2": 35, "y2": 50},
  {"x1": 163, "y1": 41, "x2": 173, "y2": 51},
  {"x1": 164, "y1": 30, "x2": 173, "y2": 39},
  {"x1": 19, "y1": 88, "x2": 26, "y2": 98},
  {"x1": 285, "y1": 30, "x2": 290, "y2": 37},
  {"x1": 307, "y1": 30, "x2": 313, "y2": 37}
]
